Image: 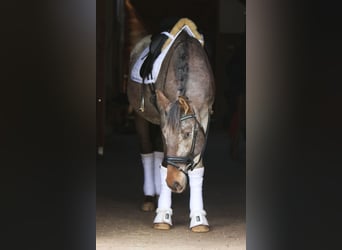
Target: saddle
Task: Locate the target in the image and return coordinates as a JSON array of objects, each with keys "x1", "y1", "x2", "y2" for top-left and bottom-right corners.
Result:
[{"x1": 139, "y1": 33, "x2": 168, "y2": 81}]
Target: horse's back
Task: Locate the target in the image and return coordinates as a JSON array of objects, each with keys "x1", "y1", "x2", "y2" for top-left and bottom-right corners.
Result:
[{"x1": 130, "y1": 35, "x2": 151, "y2": 64}]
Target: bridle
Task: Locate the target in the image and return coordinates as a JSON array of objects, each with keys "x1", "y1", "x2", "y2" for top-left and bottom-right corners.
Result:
[{"x1": 163, "y1": 111, "x2": 210, "y2": 175}]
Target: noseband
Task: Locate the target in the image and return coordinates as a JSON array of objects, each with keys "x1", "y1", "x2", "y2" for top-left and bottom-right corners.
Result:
[{"x1": 164, "y1": 113, "x2": 208, "y2": 175}]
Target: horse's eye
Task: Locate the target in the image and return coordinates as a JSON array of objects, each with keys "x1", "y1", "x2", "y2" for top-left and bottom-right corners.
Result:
[{"x1": 183, "y1": 132, "x2": 191, "y2": 139}]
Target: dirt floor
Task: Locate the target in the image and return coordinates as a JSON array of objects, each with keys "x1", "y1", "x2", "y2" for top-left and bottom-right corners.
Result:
[{"x1": 96, "y1": 128, "x2": 246, "y2": 249}]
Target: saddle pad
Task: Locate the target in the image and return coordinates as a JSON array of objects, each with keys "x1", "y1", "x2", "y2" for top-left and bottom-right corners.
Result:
[{"x1": 130, "y1": 25, "x2": 203, "y2": 84}]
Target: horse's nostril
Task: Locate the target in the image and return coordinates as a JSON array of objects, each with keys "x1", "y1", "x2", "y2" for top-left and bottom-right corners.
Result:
[{"x1": 173, "y1": 181, "x2": 181, "y2": 191}]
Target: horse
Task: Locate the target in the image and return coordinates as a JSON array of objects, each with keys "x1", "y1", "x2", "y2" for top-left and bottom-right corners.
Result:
[{"x1": 127, "y1": 18, "x2": 215, "y2": 232}]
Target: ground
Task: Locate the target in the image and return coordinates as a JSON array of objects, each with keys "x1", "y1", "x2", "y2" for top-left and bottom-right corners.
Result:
[{"x1": 96, "y1": 128, "x2": 245, "y2": 249}]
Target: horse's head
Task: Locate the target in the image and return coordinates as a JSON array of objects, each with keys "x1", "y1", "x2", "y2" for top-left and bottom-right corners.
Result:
[{"x1": 156, "y1": 90, "x2": 207, "y2": 193}]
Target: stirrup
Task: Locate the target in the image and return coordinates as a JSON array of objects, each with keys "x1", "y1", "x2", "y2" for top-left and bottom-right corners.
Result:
[
  {"x1": 153, "y1": 208, "x2": 173, "y2": 229},
  {"x1": 189, "y1": 210, "x2": 209, "y2": 232}
]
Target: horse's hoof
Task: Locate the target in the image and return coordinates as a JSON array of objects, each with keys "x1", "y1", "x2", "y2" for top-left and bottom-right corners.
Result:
[
  {"x1": 141, "y1": 196, "x2": 155, "y2": 212},
  {"x1": 191, "y1": 225, "x2": 210, "y2": 233},
  {"x1": 153, "y1": 208, "x2": 173, "y2": 228},
  {"x1": 153, "y1": 223, "x2": 171, "y2": 230},
  {"x1": 141, "y1": 201, "x2": 155, "y2": 212},
  {"x1": 189, "y1": 210, "x2": 209, "y2": 232}
]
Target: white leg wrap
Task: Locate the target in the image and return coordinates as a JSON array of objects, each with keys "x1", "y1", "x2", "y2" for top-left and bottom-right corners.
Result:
[
  {"x1": 188, "y1": 167, "x2": 209, "y2": 228},
  {"x1": 141, "y1": 153, "x2": 155, "y2": 196},
  {"x1": 153, "y1": 151, "x2": 163, "y2": 195},
  {"x1": 156, "y1": 166, "x2": 172, "y2": 209},
  {"x1": 153, "y1": 208, "x2": 173, "y2": 226},
  {"x1": 154, "y1": 166, "x2": 172, "y2": 225},
  {"x1": 189, "y1": 210, "x2": 209, "y2": 228},
  {"x1": 189, "y1": 167, "x2": 204, "y2": 212}
]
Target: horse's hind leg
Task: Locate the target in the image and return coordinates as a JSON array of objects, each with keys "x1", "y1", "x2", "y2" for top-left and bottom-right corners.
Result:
[
  {"x1": 134, "y1": 113, "x2": 163, "y2": 211},
  {"x1": 150, "y1": 123, "x2": 163, "y2": 197}
]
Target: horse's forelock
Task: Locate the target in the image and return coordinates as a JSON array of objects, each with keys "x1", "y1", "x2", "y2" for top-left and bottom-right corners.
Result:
[{"x1": 167, "y1": 101, "x2": 181, "y2": 131}]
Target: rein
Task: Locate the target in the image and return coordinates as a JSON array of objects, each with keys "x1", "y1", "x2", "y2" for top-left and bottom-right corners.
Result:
[{"x1": 164, "y1": 111, "x2": 211, "y2": 175}]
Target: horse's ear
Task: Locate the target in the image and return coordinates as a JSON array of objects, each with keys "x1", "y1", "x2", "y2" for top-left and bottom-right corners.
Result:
[
  {"x1": 178, "y1": 96, "x2": 192, "y2": 115},
  {"x1": 156, "y1": 90, "x2": 171, "y2": 111}
]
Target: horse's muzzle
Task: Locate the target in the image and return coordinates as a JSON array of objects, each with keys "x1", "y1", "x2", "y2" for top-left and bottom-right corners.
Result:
[{"x1": 166, "y1": 165, "x2": 187, "y2": 193}]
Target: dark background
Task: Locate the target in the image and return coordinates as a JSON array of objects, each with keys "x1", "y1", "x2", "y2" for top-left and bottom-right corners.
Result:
[{"x1": 2, "y1": 1, "x2": 342, "y2": 250}]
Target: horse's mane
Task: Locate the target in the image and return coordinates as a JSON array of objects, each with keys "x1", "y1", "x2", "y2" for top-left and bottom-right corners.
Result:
[
  {"x1": 165, "y1": 32, "x2": 193, "y2": 132},
  {"x1": 167, "y1": 97, "x2": 192, "y2": 133},
  {"x1": 174, "y1": 36, "x2": 189, "y2": 95}
]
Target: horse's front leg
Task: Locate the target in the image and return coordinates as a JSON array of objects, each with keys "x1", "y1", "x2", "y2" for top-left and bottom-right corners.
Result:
[
  {"x1": 188, "y1": 163, "x2": 209, "y2": 232},
  {"x1": 153, "y1": 165, "x2": 173, "y2": 230}
]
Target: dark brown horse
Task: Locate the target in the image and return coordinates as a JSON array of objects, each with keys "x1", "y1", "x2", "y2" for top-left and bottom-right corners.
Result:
[{"x1": 127, "y1": 18, "x2": 215, "y2": 232}]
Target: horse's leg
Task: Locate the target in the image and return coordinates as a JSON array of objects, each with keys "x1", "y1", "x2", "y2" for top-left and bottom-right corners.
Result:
[
  {"x1": 150, "y1": 124, "x2": 173, "y2": 229},
  {"x1": 134, "y1": 113, "x2": 156, "y2": 211},
  {"x1": 188, "y1": 164, "x2": 210, "y2": 232},
  {"x1": 150, "y1": 124, "x2": 163, "y2": 197},
  {"x1": 153, "y1": 165, "x2": 173, "y2": 230}
]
